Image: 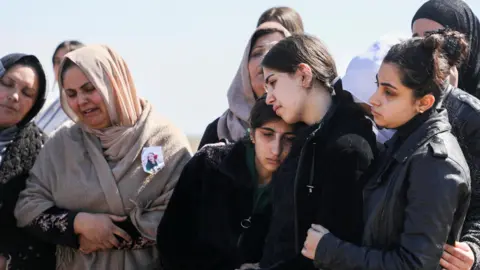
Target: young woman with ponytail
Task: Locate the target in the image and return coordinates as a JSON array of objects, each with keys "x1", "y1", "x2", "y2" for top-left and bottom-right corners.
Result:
[{"x1": 301, "y1": 29, "x2": 471, "y2": 269}]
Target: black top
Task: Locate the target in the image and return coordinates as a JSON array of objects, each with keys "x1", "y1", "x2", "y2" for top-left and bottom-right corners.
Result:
[
  {"x1": 314, "y1": 109, "x2": 471, "y2": 269},
  {"x1": 157, "y1": 141, "x2": 273, "y2": 270}
]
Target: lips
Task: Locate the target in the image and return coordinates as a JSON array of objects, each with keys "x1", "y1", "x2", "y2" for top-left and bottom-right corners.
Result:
[
  {"x1": 371, "y1": 108, "x2": 381, "y2": 117},
  {"x1": 266, "y1": 158, "x2": 281, "y2": 165},
  {"x1": 272, "y1": 105, "x2": 281, "y2": 113},
  {"x1": 0, "y1": 104, "x2": 19, "y2": 112},
  {"x1": 81, "y1": 107, "x2": 99, "y2": 116}
]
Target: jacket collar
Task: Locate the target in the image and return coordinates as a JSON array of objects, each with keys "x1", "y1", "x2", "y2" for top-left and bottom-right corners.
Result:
[{"x1": 387, "y1": 109, "x2": 451, "y2": 163}]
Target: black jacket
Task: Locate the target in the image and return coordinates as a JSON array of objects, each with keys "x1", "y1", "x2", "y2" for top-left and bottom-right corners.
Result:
[
  {"x1": 157, "y1": 141, "x2": 271, "y2": 270},
  {"x1": 0, "y1": 123, "x2": 56, "y2": 270},
  {"x1": 259, "y1": 96, "x2": 377, "y2": 270},
  {"x1": 314, "y1": 109, "x2": 471, "y2": 270},
  {"x1": 198, "y1": 118, "x2": 220, "y2": 150},
  {"x1": 443, "y1": 86, "x2": 480, "y2": 269}
]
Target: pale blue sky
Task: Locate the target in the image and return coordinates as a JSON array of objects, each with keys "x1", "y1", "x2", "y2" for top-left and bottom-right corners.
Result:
[{"x1": 2, "y1": 0, "x2": 479, "y2": 135}]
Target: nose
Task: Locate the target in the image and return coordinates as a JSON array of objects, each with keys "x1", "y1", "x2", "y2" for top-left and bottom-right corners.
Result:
[
  {"x1": 8, "y1": 90, "x2": 19, "y2": 102},
  {"x1": 271, "y1": 136, "x2": 283, "y2": 157},
  {"x1": 266, "y1": 91, "x2": 275, "y2": 105},
  {"x1": 77, "y1": 92, "x2": 88, "y2": 105},
  {"x1": 369, "y1": 88, "x2": 381, "y2": 107}
]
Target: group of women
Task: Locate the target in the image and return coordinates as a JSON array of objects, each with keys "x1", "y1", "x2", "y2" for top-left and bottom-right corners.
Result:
[{"x1": 1, "y1": 0, "x2": 480, "y2": 269}]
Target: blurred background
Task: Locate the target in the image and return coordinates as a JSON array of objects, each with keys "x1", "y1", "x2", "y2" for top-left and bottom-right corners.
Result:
[{"x1": 2, "y1": 0, "x2": 479, "y2": 149}]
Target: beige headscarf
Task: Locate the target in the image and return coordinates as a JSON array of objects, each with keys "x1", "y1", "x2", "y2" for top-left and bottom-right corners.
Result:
[
  {"x1": 216, "y1": 22, "x2": 291, "y2": 142},
  {"x1": 60, "y1": 45, "x2": 143, "y2": 161},
  {"x1": 15, "y1": 45, "x2": 192, "y2": 269}
]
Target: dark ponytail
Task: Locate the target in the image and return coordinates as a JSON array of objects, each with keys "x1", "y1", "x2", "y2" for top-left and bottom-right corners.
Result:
[{"x1": 383, "y1": 29, "x2": 469, "y2": 104}]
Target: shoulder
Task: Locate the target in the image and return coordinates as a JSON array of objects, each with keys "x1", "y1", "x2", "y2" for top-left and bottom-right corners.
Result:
[
  {"x1": 205, "y1": 118, "x2": 220, "y2": 130},
  {"x1": 195, "y1": 140, "x2": 237, "y2": 167},
  {"x1": 410, "y1": 132, "x2": 470, "y2": 187},
  {"x1": 145, "y1": 112, "x2": 193, "y2": 155},
  {"x1": 328, "y1": 103, "x2": 377, "y2": 157},
  {"x1": 447, "y1": 88, "x2": 480, "y2": 112},
  {"x1": 16, "y1": 123, "x2": 47, "y2": 146},
  {"x1": 446, "y1": 88, "x2": 480, "y2": 125}
]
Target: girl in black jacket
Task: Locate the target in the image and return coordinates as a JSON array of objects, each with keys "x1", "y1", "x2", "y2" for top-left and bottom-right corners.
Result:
[
  {"x1": 0, "y1": 54, "x2": 54, "y2": 269},
  {"x1": 302, "y1": 30, "x2": 471, "y2": 270},
  {"x1": 259, "y1": 34, "x2": 377, "y2": 270},
  {"x1": 157, "y1": 96, "x2": 300, "y2": 270}
]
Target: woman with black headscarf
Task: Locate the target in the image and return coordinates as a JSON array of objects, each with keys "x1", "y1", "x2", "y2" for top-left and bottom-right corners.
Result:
[
  {"x1": 0, "y1": 54, "x2": 55, "y2": 269},
  {"x1": 412, "y1": 0, "x2": 480, "y2": 98}
]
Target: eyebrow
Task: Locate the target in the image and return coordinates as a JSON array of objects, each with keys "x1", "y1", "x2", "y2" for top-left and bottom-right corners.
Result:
[
  {"x1": 264, "y1": 74, "x2": 274, "y2": 84},
  {"x1": 412, "y1": 33, "x2": 419, "y2": 37},
  {"x1": 376, "y1": 75, "x2": 398, "y2": 89},
  {"x1": 259, "y1": 127, "x2": 295, "y2": 135},
  {"x1": 80, "y1": 82, "x2": 93, "y2": 90}
]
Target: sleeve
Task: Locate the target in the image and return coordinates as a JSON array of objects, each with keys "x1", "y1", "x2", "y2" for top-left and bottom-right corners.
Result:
[
  {"x1": 459, "y1": 112, "x2": 480, "y2": 269},
  {"x1": 113, "y1": 218, "x2": 155, "y2": 250},
  {"x1": 156, "y1": 152, "x2": 234, "y2": 270},
  {"x1": 313, "y1": 155, "x2": 470, "y2": 270},
  {"x1": 319, "y1": 133, "x2": 376, "y2": 244},
  {"x1": 25, "y1": 206, "x2": 79, "y2": 248}
]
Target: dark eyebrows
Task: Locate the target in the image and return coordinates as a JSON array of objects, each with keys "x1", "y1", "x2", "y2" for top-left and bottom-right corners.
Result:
[
  {"x1": 265, "y1": 74, "x2": 274, "y2": 84},
  {"x1": 258, "y1": 127, "x2": 296, "y2": 136},
  {"x1": 376, "y1": 74, "x2": 398, "y2": 89},
  {"x1": 259, "y1": 127, "x2": 274, "y2": 132},
  {"x1": 412, "y1": 33, "x2": 419, "y2": 37},
  {"x1": 80, "y1": 82, "x2": 93, "y2": 90}
]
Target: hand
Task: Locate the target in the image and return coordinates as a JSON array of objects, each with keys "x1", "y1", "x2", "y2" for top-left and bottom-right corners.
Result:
[
  {"x1": 440, "y1": 242, "x2": 474, "y2": 270},
  {"x1": 301, "y1": 224, "x2": 329, "y2": 260},
  {"x1": 0, "y1": 255, "x2": 7, "y2": 270},
  {"x1": 74, "y1": 213, "x2": 132, "y2": 249},
  {"x1": 78, "y1": 235, "x2": 105, "y2": 254}
]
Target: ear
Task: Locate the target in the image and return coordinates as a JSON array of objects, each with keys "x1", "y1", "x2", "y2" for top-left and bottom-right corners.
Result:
[
  {"x1": 296, "y1": 63, "x2": 314, "y2": 89},
  {"x1": 249, "y1": 128, "x2": 256, "y2": 144},
  {"x1": 416, "y1": 94, "x2": 435, "y2": 113}
]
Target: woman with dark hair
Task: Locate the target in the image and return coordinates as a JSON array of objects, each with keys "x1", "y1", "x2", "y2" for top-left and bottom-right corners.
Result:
[
  {"x1": 198, "y1": 22, "x2": 290, "y2": 149},
  {"x1": 157, "y1": 96, "x2": 300, "y2": 270},
  {"x1": 257, "y1": 6, "x2": 304, "y2": 34},
  {"x1": 301, "y1": 30, "x2": 471, "y2": 269},
  {"x1": 35, "y1": 40, "x2": 85, "y2": 135},
  {"x1": 258, "y1": 34, "x2": 377, "y2": 269},
  {"x1": 0, "y1": 53, "x2": 54, "y2": 269}
]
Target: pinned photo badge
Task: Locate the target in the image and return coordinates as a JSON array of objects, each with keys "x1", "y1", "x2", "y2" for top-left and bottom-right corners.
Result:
[{"x1": 141, "y1": 146, "x2": 165, "y2": 174}]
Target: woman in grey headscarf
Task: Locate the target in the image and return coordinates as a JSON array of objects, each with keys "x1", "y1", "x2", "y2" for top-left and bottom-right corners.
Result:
[
  {"x1": 197, "y1": 22, "x2": 290, "y2": 149},
  {"x1": 0, "y1": 53, "x2": 53, "y2": 269}
]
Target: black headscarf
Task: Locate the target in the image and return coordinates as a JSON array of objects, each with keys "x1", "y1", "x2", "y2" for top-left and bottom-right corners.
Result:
[
  {"x1": 0, "y1": 53, "x2": 47, "y2": 126},
  {"x1": 412, "y1": 0, "x2": 480, "y2": 98}
]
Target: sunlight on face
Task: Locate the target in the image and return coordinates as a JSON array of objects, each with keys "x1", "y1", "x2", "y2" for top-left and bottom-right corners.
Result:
[
  {"x1": 248, "y1": 32, "x2": 285, "y2": 98},
  {"x1": 62, "y1": 65, "x2": 111, "y2": 129},
  {"x1": 369, "y1": 63, "x2": 419, "y2": 129},
  {"x1": 263, "y1": 67, "x2": 308, "y2": 124},
  {"x1": 0, "y1": 65, "x2": 39, "y2": 127}
]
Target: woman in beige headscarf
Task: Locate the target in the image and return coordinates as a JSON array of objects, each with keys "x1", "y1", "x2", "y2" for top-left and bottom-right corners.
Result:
[
  {"x1": 14, "y1": 45, "x2": 192, "y2": 269},
  {"x1": 197, "y1": 22, "x2": 290, "y2": 149}
]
